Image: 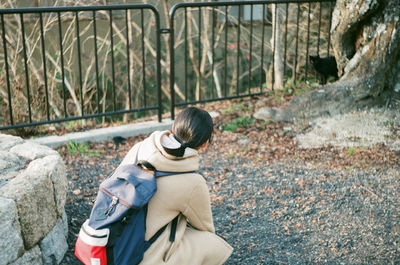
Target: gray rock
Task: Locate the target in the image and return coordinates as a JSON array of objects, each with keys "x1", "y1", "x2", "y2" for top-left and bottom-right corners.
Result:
[
  {"x1": 62, "y1": 210, "x2": 68, "y2": 237},
  {"x1": 0, "y1": 151, "x2": 24, "y2": 172},
  {"x1": 10, "y1": 141, "x2": 58, "y2": 160},
  {"x1": 9, "y1": 246, "x2": 42, "y2": 265},
  {"x1": 253, "y1": 107, "x2": 286, "y2": 122},
  {"x1": 0, "y1": 170, "x2": 58, "y2": 249},
  {"x1": 27, "y1": 155, "x2": 67, "y2": 216},
  {"x1": 238, "y1": 138, "x2": 251, "y2": 146},
  {"x1": 40, "y1": 217, "x2": 68, "y2": 265},
  {"x1": 295, "y1": 109, "x2": 399, "y2": 149},
  {"x1": 0, "y1": 134, "x2": 24, "y2": 152},
  {"x1": 0, "y1": 151, "x2": 26, "y2": 189},
  {"x1": 0, "y1": 197, "x2": 24, "y2": 265}
]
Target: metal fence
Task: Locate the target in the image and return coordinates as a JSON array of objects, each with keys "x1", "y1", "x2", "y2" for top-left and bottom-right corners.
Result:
[
  {"x1": 169, "y1": 0, "x2": 335, "y2": 119},
  {"x1": 0, "y1": 0, "x2": 335, "y2": 130}
]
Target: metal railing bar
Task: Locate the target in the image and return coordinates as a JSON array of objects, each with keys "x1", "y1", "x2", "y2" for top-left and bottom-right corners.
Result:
[
  {"x1": 272, "y1": 3, "x2": 276, "y2": 91},
  {"x1": 57, "y1": 12, "x2": 67, "y2": 118},
  {"x1": 1, "y1": 14, "x2": 13, "y2": 125},
  {"x1": 0, "y1": 4, "x2": 161, "y2": 14},
  {"x1": 305, "y1": 2, "x2": 311, "y2": 80},
  {"x1": 125, "y1": 10, "x2": 132, "y2": 110},
  {"x1": 184, "y1": 7, "x2": 188, "y2": 101},
  {"x1": 260, "y1": 4, "x2": 266, "y2": 92},
  {"x1": 224, "y1": 6, "x2": 228, "y2": 97},
  {"x1": 236, "y1": 5, "x2": 241, "y2": 96},
  {"x1": 109, "y1": 10, "x2": 116, "y2": 111},
  {"x1": 92, "y1": 10, "x2": 100, "y2": 113},
  {"x1": 174, "y1": 92, "x2": 265, "y2": 107},
  {"x1": 20, "y1": 13, "x2": 32, "y2": 123},
  {"x1": 170, "y1": 8, "x2": 176, "y2": 120},
  {"x1": 39, "y1": 13, "x2": 50, "y2": 121},
  {"x1": 198, "y1": 7, "x2": 202, "y2": 101},
  {"x1": 75, "y1": 11, "x2": 84, "y2": 116},
  {"x1": 0, "y1": 106, "x2": 160, "y2": 130},
  {"x1": 248, "y1": 4, "x2": 253, "y2": 94},
  {"x1": 170, "y1": 0, "x2": 334, "y2": 14},
  {"x1": 283, "y1": 3, "x2": 289, "y2": 78},
  {"x1": 153, "y1": 9, "x2": 162, "y2": 122},
  {"x1": 294, "y1": 3, "x2": 300, "y2": 83},
  {"x1": 140, "y1": 9, "x2": 146, "y2": 107}
]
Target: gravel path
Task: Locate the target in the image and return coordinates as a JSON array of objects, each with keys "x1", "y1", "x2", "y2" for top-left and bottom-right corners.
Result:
[{"x1": 59, "y1": 136, "x2": 399, "y2": 264}]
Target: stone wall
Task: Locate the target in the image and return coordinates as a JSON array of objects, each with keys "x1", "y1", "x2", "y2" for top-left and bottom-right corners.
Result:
[{"x1": 0, "y1": 134, "x2": 68, "y2": 265}]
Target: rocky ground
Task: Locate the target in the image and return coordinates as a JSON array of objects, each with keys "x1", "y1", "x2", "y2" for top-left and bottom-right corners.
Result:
[{"x1": 57, "y1": 96, "x2": 399, "y2": 264}]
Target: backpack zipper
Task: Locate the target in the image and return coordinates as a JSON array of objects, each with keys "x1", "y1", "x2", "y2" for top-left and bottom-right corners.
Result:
[
  {"x1": 99, "y1": 187, "x2": 132, "y2": 209},
  {"x1": 104, "y1": 196, "x2": 118, "y2": 216}
]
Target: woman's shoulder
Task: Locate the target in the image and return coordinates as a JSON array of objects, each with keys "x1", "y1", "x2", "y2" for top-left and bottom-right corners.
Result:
[{"x1": 157, "y1": 171, "x2": 206, "y2": 190}]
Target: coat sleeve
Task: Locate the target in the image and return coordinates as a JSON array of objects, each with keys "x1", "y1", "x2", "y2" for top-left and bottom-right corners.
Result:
[{"x1": 182, "y1": 180, "x2": 215, "y2": 233}]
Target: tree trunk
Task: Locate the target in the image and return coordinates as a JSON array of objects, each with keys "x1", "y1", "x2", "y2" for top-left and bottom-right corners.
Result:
[
  {"x1": 277, "y1": 0, "x2": 400, "y2": 121},
  {"x1": 271, "y1": 4, "x2": 285, "y2": 89}
]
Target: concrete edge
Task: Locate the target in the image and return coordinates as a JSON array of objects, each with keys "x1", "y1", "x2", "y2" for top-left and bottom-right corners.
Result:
[{"x1": 31, "y1": 119, "x2": 173, "y2": 148}]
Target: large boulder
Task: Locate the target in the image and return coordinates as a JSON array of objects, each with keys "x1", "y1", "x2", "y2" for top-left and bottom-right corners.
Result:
[
  {"x1": 0, "y1": 133, "x2": 68, "y2": 264},
  {"x1": 0, "y1": 197, "x2": 24, "y2": 265},
  {"x1": 1, "y1": 169, "x2": 58, "y2": 249},
  {"x1": 9, "y1": 246, "x2": 42, "y2": 265}
]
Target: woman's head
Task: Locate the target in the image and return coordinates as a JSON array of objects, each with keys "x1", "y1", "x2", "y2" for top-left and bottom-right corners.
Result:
[{"x1": 170, "y1": 107, "x2": 213, "y2": 155}]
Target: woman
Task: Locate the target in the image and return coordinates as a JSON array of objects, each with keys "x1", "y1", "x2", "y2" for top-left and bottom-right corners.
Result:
[{"x1": 118, "y1": 107, "x2": 233, "y2": 265}]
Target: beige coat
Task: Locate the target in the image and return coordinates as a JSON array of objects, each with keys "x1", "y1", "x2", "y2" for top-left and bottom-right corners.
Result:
[{"x1": 118, "y1": 131, "x2": 233, "y2": 265}]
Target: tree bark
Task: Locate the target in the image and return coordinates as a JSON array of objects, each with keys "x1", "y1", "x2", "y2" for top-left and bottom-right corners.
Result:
[{"x1": 277, "y1": 0, "x2": 400, "y2": 121}]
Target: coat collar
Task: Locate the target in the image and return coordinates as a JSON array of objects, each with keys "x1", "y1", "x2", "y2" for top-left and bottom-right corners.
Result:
[{"x1": 144, "y1": 131, "x2": 200, "y2": 172}]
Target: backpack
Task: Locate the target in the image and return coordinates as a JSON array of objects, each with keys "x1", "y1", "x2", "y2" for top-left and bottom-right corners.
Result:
[{"x1": 74, "y1": 161, "x2": 194, "y2": 265}]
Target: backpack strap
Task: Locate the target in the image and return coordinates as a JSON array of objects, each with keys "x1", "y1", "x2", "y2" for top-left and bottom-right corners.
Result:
[
  {"x1": 137, "y1": 160, "x2": 197, "y2": 177},
  {"x1": 136, "y1": 161, "x2": 193, "y2": 247},
  {"x1": 147, "y1": 215, "x2": 179, "y2": 245}
]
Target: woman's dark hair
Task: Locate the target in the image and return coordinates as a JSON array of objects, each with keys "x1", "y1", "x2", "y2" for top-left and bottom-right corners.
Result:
[{"x1": 165, "y1": 107, "x2": 213, "y2": 157}]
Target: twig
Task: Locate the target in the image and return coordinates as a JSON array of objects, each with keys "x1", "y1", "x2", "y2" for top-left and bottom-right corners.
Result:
[{"x1": 359, "y1": 185, "x2": 379, "y2": 199}]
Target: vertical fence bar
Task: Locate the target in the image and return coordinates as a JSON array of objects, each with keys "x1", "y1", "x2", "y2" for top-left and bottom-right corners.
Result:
[
  {"x1": 184, "y1": 8, "x2": 188, "y2": 101},
  {"x1": 93, "y1": 11, "x2": 100, "y2": 113},
  {"x1": 327, "y1": 1, "x2": 333, "y2": 57},
  {"x1": 294, "y1": 3, "x2": 300, "y2": 83},
  {"x1": 20, "y1": 13, "x2": 32, "y2": 123},
  {"x1": 57, "y1": 12, "x2": 67, "y2": 117},
  {"x1": 248, "y1": 4, "x2": 253, "y2": 94},
  {"x1": 39, "y1": 13, "x2": 50, "y2": 121},
  {"x1": 283, "y1": 3, "x2": 289, "y2": 79},
  {"x1": 317, "y1": 2, "x2": 322, "y2": 56},
  {"x1": 154, "y1": 8, "x2": 162, "y2": 122},
  {"x1": 198, "y1": 7, "x2": 202, "y2": 100},
  {"x1": 260, "y1": 4, "x2": 265, "y2": 92},
  {"x1": 109, "y1": 10, "x2": 116, "y2": 111},
  {"x1": 211, "y1": 6, "x2": 215, "y2": 98},
  {"x1": 125, "y1": 9, "x2": 132, "y2": 110},
  {"x1": 305, "y1": 2, "x2": 311, "y2": 80},
  {"x1": 1, "y1": 14, "x2": 13, "y2": 125},
  {"x1": 75, "y1": 11, "x2": 84, "y2": 116},
  {"x1": 272, "y1": 4, "x2": 277, "y2": 91},
  {"x1": 170, "y1": 9, "x2": 176, "y2": 120},
  {"x1": 140, "y1": 9, "x2": 146, "y2": 107},
  {"x1": 224, "y1": 6, "x2": 228, "y2": 97},
  {"x1": 236, "y1": 5, "x2": 241, "y2": 95}
]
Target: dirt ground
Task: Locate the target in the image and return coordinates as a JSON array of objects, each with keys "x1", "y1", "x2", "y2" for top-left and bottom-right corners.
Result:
[{"x1": 58, "y1": 95, "x2": 400, "y2": 264}]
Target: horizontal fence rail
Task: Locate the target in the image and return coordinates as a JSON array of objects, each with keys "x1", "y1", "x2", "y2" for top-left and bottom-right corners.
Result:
[
  {"x1": 169, "y1": 0, "x2": 335, "y2": 119},
  {"x1": 0, "y1": 0, "x2": 335, "y2": 131},
  {"x1": 0, "y1": 4, "x2": 162, "y2": 130}
]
